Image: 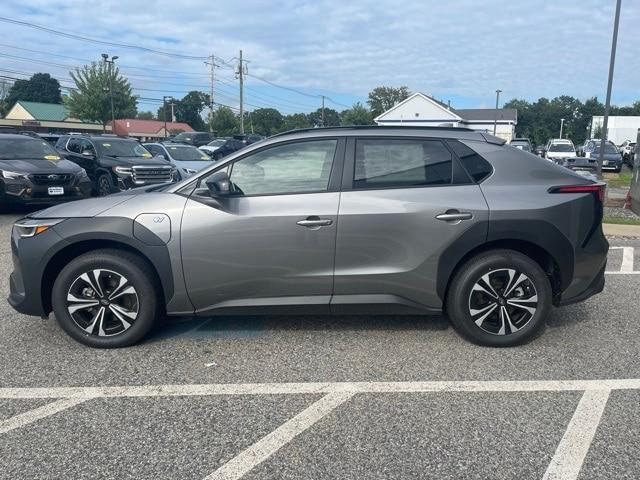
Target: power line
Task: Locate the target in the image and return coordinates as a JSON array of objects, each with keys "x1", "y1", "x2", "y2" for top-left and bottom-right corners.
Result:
[{"x1": 0, "y1": 16, "x2": 208, "y2": 60}]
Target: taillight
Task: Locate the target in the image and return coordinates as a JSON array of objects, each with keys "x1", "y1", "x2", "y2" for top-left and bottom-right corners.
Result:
[{"x1": 549, "y1": 184, "x2": 605, "y2": 202}]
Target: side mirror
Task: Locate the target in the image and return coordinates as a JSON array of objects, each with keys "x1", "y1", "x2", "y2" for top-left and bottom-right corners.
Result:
[
  {"x1": 205, "y1": 171, "x2": 231, "y2": 196},
  {"x1": 82, "y1": 150, "x2": 94, "y2": 157}
]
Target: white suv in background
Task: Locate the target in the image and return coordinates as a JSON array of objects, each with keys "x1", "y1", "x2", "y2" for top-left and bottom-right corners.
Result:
[{"x1": 545, "y1": 139, "x2": 576, "y2": 163}]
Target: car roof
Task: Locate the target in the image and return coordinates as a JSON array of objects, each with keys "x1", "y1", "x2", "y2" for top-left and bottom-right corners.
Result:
[
  {"x1": 0, "y1": 133, "x2": 43, "y2": 141},
  {"x1": 269, "y1": 126, "x2": 505, "y2": 144}
]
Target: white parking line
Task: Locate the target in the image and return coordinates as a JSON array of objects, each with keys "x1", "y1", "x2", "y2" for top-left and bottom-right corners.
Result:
[
  {"x1": 542, "y1": 389, "x2": 610, "y2": 480},
  {"x1": 607, "y1": 246, "x2": 638, "y2": 274},
  {"x1": 204, "y1": 392, "x2": 354, "y2": 480},
  {"x1": 0, "y1": 397, "x2": 92, "y2": 435}
]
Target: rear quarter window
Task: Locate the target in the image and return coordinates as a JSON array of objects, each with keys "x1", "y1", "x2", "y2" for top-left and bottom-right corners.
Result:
[{"x1": 446, "y1": 140, "x2": 493, "y2": 183}]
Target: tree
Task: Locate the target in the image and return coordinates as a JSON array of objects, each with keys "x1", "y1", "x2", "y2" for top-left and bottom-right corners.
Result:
[
  {"x1": 367, "y1": 86, "x2": 410, "y2": 117},
  {"x1": 175, "y1": 91, "x2": 209, "y2": 131},
  {"x1": 210, "y1": 106, "x2": 238, "y2": 136},
  {"x1": 307, "y1": 107, "x2": 340, "y2": 127},
  {"x1": 4, "y1": 73, "x2": 62, "y2": 112},
  {"x1": 282, "y1": 113, "x2": 311, "y2": 131},
  {"x1": 66, "y1": 63, "x2": 137, "y2": 130},
  {"x1": 340, "y1": 102, "x2": 374, "y2": 126},
  {"x1": 0, "y1": 78, "x2": 11, "y2": 116},
  {"x1": 136, "y1": 111, "x2": 155, "y2": 120},
  {"x1": 249, "y1": 108, "x2": 284, "y2": 136}
]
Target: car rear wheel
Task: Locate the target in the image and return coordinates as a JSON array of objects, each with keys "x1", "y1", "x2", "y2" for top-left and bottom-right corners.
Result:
[
  {"x1": 446, "y1": 249, "x2": 552, "y2": 347},
  {"x1": 52, "y1": 249, "x2": 159, "y2": 348},
  {"x1": 96, "y1": 173, "x2": 113, "y2": 196}
]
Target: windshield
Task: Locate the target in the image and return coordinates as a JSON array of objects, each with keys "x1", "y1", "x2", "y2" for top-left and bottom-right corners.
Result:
[
  {"x1": 511, "y1": 142, "x2": 531, "y2": 152},
  {"x1": 166, "y1": 145, "x2": 212, "y2": 161},
  {"x1": 95, "y1": 139, "x2": 152, "y2": 158},
  {"x1": 592, "y1": 143, "x2": 618, "y2": 154},
  {"x1": 0, "y1": 137, "x2": 61, "y2": 160},
  {"x1": 174, "y1": 133, "x2": 195, "y2": 142},
  {"x1": 549, "y1": 144, "x2": 574, "y2": 152},
  {"x1": 207, "y1": 139, "x2": 226, "y2": 147}
]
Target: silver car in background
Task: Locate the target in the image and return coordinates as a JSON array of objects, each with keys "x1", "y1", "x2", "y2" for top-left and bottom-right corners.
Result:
[{"x1": 8, "y1": 127, "x2": 608, "y2": 348}]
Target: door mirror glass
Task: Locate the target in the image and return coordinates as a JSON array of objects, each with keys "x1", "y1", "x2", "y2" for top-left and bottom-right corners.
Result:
[{"x1": 205, "y1": 170, "x2": 232, "y2": 196}]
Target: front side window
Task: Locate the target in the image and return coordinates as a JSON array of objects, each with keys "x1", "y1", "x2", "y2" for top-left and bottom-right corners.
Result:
[
  {"x1": 67, "y1": 138, "x2": 82, "y2": 154},
  {"x1": 353, "y1": 138, "x2": 452, "y2": 189},
  {"x1": 226, "y1": 139, "x2": 337, "y2": 196}
]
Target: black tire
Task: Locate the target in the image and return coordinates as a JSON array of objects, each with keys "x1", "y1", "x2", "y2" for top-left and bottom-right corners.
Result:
[
  {"x1": 52, "y1": 249, "x2": 159, "y2": 348},
  {"x1": 445, "y1": 249, "x2": 552, "y2": 347},
  {"x1": 96, "y1": 173, "x2": 114, "y2": 196}
]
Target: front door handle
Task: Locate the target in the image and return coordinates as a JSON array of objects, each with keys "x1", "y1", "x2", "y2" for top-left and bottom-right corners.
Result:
[
  {"x1": 435, "y1": 210, "x2": 473, "y2": 223},
  {"x1": 296, "y1": 216, "x2": 333, "y2": 228}
]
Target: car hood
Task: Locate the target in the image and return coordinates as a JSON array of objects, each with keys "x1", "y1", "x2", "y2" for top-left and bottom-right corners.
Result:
[
  {"x1": 0, "y1": 158, "x2": 83, "y2": 174},
  {"x1": 29, "y1": 194, "x2": 138, "y2": 219},
  {"x1": 103, "y1": 156, "x2": 172, "y2": 166}
]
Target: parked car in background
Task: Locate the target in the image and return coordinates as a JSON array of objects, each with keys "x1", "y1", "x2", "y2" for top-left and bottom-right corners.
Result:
[
  {"x1": 509, "y1": 138, "x2": 532, "y2": 152},
  {"x1": 534, "y1": 145, "x2": 546, "y2": 157},
  {"x1": 55, "y1": 135, "x2": 177, "y2": 196},
  {"x1": 621, "y1": 142, "x2": 636, "y2": 166},
  {"x1": 38, "y1": 133, "x2": 62, "y2": 146},
  {"x1": 234, "y1": 133, "x2": 265, "y2": 145},
  {"x1": 199, "y1": 137, "x2": 229, "y2": 157},
  {"x1": 578, "y1": 139, "x2": 623, "y2": 173},
  {"x1": 544, "y1": 139, "x2": 576, "y2": 163},
  {"x1": 0, "y1": 133, "x2": 91, "y2": 207},
  {"x1": 172, "y1": 131, "x2": 217, "y2": 147},
  {"x1": 9, "y1": 126, "x2": 608, "y2": 348},
  {"x1": 143, "y1": 142, "x2": 214, "y2": 180},
  {"x1": 206, "y1": 137, "x2": 247, "y2": 160}
]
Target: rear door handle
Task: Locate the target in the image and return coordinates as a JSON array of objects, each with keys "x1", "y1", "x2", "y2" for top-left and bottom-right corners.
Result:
[
  {"x1": 296, "y1": 216, "x2": 333, "y2": 228},
  {"x1": 435, "y1": 211, "x2": 473, "y2": 222}
]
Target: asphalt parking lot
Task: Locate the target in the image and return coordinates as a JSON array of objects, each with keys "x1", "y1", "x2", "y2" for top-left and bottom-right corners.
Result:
[{"x1": 1, "y1": 211, "x2": 640, "y2": 479}]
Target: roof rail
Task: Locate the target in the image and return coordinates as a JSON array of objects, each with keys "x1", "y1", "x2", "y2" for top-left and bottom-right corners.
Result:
[{"x1": 270, "y1": 125, "x2": 477, "y2": 139}]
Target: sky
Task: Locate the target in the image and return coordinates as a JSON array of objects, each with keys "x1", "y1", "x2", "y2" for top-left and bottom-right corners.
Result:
[{"x1": 0, "y1": 0, "x2": 639, "y2": 115}]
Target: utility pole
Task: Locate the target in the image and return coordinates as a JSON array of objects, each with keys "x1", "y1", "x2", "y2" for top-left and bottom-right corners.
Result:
[
  {"x1": 170, "y1": 101, "x2": 176, "y2": 123},
  {"x1": 597, "y1": 0, "x2": 621, "y2": 179},
  {"x1": 321, "y1": 95, "x2": 325, "y2": 127},
  {"x1": 205, "y1": 54, "x2": 215, "y2": 132},
  {"x1": 101, "y1": 53, "x2": 118, "y2": 132},
  {"x1": 493, "y1": 89, "x2": 502, "y2": 136},
  {"x1": 236, "y1": 49, "x2": 245, "y2": 134},
  {"x1": 560, "y1": 118, "x2": 565, "y2": 139}
]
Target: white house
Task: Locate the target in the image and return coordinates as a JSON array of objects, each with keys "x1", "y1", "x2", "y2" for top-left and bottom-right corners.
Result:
[
  {"x1": 591, "y1": 115, "x2": 640, "y2": 146},
  {"x1": 374, "y1": 92, "x2": 517, "y2": 142}
]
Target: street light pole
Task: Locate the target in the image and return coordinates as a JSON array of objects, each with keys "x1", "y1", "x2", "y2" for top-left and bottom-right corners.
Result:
[
  {"x1": 101, "y1": 54, "x2": 118, "y2": 132},
  {"x1": 493, "y1": 89, "x2": 502, "y2": 136},
  {"x1": 560, "y1": 118, "x2": 565, "y2": 139},
  {"x1": 162, "y1": 96, "x2": 173, "y2": 139},
  {"x1": 597, "y1": 0, "x2": 622, "y2": 179}
]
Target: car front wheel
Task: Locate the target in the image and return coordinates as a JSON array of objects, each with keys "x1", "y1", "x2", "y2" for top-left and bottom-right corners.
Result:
[
  {"x1": 96, "y1": 173, "x2": 113, "y2": 196},
  {"x1": 446, "y1": 249, "x2": 552, "y2": 347},
  {"x1": 52, "y1": 249, "x2": 159, "y2": 348}
]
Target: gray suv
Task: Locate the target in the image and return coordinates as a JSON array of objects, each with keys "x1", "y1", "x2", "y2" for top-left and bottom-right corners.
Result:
[{"x1": 8, "y1": 127, "x2": 608, "y2": 348}]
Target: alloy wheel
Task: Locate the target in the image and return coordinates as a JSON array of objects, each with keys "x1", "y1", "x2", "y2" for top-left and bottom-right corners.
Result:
[
  {"x1": 468, "y1": 268, "x2": 538, "y2": 336},
  {"x1": 98, "y1": 176, "x2": 111, "y2": 196},
  {"x1": 66, "y1": 269, "x2": 139, "y2": 337}
]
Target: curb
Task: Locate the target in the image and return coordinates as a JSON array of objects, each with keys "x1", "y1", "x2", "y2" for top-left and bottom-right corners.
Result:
[{"x1": 603, "y1": 223, "x2": 640, "y2": 238}]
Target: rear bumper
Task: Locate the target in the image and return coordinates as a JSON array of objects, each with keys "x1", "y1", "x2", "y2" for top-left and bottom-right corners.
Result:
[{"x1": 555, "y1": 264, "x2": 605, "y2": 306}]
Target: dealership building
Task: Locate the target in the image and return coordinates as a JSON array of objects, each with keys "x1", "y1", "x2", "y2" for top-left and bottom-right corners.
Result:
[
  {"x1": 0, "y1": 101, "x2": 109, "y2": 134},
  {"x1": 375, "y1": 92, "x2": 517, "y2": 142}
]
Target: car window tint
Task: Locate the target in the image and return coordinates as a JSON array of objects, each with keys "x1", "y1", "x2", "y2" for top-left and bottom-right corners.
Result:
[
  {"x1": 228, "y1": 139, "x2": 337, "y2": 196},
  {"x1": 353, "y1": 139, "x2": 452, "y2": 189},
  {"x1": 80, "y1": 139, "x2": 95, "y2": 154},
  {"x1": 67, "y1": 138, "x2": 81, "y2": 153},
  {"x1": 446, "y1": 140, "x2": 493, "y2": 183}
]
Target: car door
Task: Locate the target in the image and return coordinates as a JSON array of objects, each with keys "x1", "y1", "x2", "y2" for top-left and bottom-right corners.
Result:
[
  {"x1": 332, "y1": 136, "x2": 489, "y2": 311},
  {"x1": 180, "y1": 137, "x2": 345, "y2": 313}
]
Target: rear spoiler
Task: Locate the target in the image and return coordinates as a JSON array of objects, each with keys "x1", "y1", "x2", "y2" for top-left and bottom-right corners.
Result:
[{"x1": 479, "y1": 133, "x2": 507, "y2": 145}]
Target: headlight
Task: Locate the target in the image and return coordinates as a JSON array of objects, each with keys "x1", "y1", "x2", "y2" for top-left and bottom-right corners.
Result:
[
  {"x1": 14, "y1": 219, "x2": 64, "y2": 238},
  {"x1": 1, "y1": 170, "x2": 27, "y2": 180},
  {"x1": 112, "y1": 166, "x2": 132, "y2": 176}
]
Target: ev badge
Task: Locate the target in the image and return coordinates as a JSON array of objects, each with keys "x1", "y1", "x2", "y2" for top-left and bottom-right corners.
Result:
[{"x1": 153, "y1": 216, "x2": 165, "y2": 224}]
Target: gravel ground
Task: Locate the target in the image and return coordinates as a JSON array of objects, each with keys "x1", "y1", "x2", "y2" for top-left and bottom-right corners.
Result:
[{"x1": 604, "y1": 206, "x2": 640, "y2": 220}]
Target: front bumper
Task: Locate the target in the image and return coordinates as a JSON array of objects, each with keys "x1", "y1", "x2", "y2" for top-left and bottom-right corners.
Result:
[{"x1": 1, "y1": 177, "x2": 91, "y2": 205}]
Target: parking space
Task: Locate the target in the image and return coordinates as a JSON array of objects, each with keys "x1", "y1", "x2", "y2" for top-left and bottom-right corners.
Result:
[{"x1": 1, "y1": 213, "x2": 640, "y2": 479}]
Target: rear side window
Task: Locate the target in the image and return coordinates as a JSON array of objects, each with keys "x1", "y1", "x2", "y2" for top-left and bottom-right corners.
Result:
[
  {"x1": 446, "y1": 140, "x2": 493, "y2": 183},
  {"x1": 353, "y1": 139, "x2": 452, "y2": 189}
]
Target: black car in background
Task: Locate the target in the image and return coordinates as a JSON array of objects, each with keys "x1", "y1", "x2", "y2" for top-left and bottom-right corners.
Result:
[
  {"x1": 172, "y1": 131, "x2": 217, "y2": 147},
  {"x1": 578, "y1": 139, "x2": 623, "y2": 173},
  {"x1": 55, "y1": 135, "x2": 177, "y2": 196},
  {"x1": 205, "y1": 137, "x2": 247, "y2": 160},
  {"x1": 0, "y1": 134, "x2": 91, "y2": 207}
]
